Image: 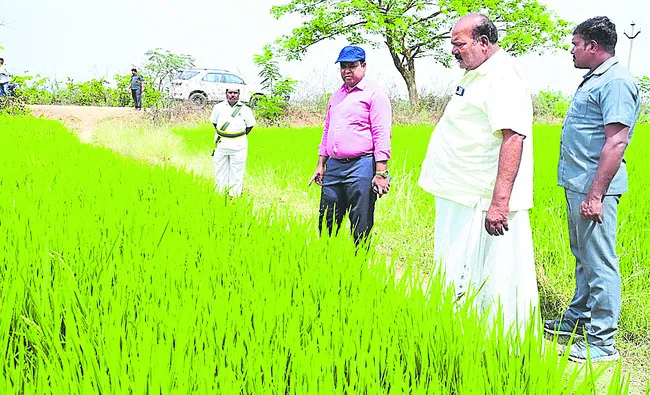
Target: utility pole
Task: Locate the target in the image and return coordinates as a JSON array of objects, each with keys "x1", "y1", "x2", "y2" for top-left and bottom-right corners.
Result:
[{"x1": 623, "y1": 22, "x2": 641, "y2": 70}]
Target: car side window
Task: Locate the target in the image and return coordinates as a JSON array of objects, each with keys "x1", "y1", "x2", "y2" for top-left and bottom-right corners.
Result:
[
  {"x1": 202, "y1": 73, "x2": 224, "y2": 83},
  {"x1": 223, "y1": 74, "x2": 245, "y2": 84},
  {"x1": 176, "y1": 71, "x2": 199, "y2": 80}
]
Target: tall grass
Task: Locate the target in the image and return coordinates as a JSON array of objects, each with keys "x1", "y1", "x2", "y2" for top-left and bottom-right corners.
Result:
[
  {"x1": 169, "y1": 124, "x2": 438, "y2": 263},
  {"x1": 0, "y1": 116, "x2": 632, "y2": 393},
  {"x1": 529, "y1": 125, "x2": 650, "y2": 344},
  {"x1": 169, "y1": 123, "x2": 650, "y2": 343}
]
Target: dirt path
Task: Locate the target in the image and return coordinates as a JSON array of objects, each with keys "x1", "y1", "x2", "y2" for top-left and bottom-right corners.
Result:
[{"x1": 29, "y1": 105, "x2": 143, "y2": 142}]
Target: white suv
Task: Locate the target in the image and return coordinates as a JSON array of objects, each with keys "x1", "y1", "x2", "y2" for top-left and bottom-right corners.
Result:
[{"x1": 171, "y1": 68, "x2": 266, "y2": 108}]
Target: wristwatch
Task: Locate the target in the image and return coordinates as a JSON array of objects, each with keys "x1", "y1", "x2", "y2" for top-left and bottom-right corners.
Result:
[{"x1": 375, "y1": 170, "x2": 390, "y2": 179}]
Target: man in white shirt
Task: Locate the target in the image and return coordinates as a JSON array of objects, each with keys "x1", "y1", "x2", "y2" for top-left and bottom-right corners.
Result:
[
  {"x1": 0, "y1": 58, "x2": 11, "y2": 97},
  {"x1": 418, "y1": 14, "x2": 538, "y2": 332},
  {"x1": 209, "y1": 88, "x2": 256, "y2": 197}
]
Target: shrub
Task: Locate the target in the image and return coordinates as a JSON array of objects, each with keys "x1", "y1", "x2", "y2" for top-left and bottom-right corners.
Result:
[
  {"x1": 0, "y1": 96, "x2": 30, "y2": 116},
  {"x1": 253, "y1": 45, "x2": 297, "y2": 125},
  {"x1": 533, "y1": 90, "x2": 571, "y2": 122},
  {"x1": 7, "y1": 73, "x2": 168, "y2": 108}
]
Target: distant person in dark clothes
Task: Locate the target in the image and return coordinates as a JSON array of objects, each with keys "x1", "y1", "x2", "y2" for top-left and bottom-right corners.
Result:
[{"x1": 129, "y1": 68, "x2": 144, "y2": 110}]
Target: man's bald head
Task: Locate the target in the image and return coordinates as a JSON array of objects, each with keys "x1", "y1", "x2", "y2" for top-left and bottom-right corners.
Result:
[
  {"x1": 451, "y1": 14, "x2": 500, "y2": 70},
  {"x1": 456, "y1": 14, "x2": 499, "y2": 44}
]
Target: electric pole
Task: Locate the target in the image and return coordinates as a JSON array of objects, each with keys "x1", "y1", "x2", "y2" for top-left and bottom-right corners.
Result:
[{"x1": 623, "y1": 22, "x2": 641, "y2": 71}]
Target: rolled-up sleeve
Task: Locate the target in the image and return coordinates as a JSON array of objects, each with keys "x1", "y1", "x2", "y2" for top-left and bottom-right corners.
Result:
[
  {"x1": 369, "y1": 90, "x2": 392, "y2": 161},
  {"x1": 318, "y1": 103, "x2": 331, "y2": 157}
]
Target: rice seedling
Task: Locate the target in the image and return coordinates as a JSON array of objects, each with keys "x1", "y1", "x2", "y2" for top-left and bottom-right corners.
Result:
[{"x1": 2, "y1": 116, "x2": 643, "y2": 393}]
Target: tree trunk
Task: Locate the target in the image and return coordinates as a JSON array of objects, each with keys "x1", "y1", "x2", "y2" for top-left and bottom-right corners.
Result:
[
  {"x1": 402, "y1": 68, "x2": 418, "y2": 105},
  {"x1": 386, "y1": 40, "x2": 419, "y2": 105}
]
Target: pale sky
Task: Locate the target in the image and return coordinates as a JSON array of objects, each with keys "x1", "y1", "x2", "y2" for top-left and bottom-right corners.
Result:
[{"x1": 1, "y1": 0, "x2": 648, "y2": 98}]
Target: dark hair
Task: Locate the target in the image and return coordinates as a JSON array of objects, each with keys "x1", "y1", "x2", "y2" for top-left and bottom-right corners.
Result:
[
  {"x1": 225, "y1": 88, "x2": 240, "y2": 94},
  {"x1": 573, "y1": 16, "x2": 617, "y2": 55},
  {"x1": 131, "y1": 68, "x2": 137, "y2": 73},
  {"x1": 0, "y1": 58, "x2": 4, "y2": 62},
  {"x1": 471, "y1": 15, "x2": 499, "y2": 44}
]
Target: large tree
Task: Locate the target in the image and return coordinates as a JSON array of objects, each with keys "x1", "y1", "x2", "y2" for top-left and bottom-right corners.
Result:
[{"x1": 270, "y1": 0, "x2": 569, "y2": 104}]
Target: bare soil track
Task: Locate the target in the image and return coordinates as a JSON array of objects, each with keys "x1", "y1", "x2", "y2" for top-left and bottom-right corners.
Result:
[{"x1": 28, "y1": 105, "x2": 143, "y2": 142}]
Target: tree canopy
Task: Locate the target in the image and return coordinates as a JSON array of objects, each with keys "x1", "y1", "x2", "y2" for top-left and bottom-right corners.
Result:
[{"x1": 270, "y1": 0, "x2": 569, "y2": 104}]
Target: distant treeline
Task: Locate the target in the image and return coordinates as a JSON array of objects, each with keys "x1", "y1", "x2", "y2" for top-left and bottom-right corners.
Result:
[{"x1": 5, "y1": 74, "x2": 649, "y2": 125}]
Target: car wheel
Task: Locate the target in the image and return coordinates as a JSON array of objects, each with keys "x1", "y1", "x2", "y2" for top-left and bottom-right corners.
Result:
[{"x1": 189, "y1": 92, "x2": 208, "y2": 108}]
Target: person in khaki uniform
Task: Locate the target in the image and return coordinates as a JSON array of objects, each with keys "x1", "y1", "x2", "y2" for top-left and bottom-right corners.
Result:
[
  {"x1": 209, "y1": 88, "x2": 256, "y2": 197},
  {"x1": 418, "y1": 14, "x2": 538, "y2": 333}
]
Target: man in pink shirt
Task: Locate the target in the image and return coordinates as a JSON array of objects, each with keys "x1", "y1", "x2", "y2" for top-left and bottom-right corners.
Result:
[{"x1": 309, "y1": 46, "x2": 393, "y2": 244}]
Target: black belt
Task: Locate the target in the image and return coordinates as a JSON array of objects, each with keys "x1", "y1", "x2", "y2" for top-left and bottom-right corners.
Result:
[{"x1": 331, "y1": 153, "x2": 373, "y2": 163}]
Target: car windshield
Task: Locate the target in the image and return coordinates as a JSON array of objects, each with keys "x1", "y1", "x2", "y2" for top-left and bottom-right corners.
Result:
[{"x1": 175, "y1": 71, "x2": 199, "y2": 80}]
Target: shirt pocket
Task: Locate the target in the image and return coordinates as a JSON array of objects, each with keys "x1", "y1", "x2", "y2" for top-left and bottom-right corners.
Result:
[{"x1": 567, "y1": 91, "x2": 590, "y2": 118}]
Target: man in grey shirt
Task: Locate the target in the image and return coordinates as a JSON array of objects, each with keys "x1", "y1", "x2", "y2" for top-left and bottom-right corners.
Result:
[
  {"x1": 129, "y1": 68, "x2": 144, "y2": 110},
  {"x1": 544, "y1": 16, "x2": 640, "y2": 363}
]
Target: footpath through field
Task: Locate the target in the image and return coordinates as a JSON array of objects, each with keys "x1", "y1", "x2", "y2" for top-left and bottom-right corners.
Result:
[{"x1": 28, "y1": 105, "x2": 143, "y2": 143}]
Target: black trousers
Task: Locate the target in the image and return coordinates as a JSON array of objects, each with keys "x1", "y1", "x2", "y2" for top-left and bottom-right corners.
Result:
[
  {"x1": 318, "y1": 155, "x2": 377, "y2": 245},
  {"x1": 131, "y1": 89, "x2": 142, "y2": 109}
]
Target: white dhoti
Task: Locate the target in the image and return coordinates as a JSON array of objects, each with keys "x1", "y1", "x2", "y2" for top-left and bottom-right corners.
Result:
[
  {"x1": 433, "y1": 197, "x2": 539, "y2": 333},
  {"x1": 213, "y1": 137, "x2": 248, "y2": 197}
]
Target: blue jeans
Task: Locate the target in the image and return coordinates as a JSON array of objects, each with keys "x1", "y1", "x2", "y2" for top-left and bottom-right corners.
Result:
[
  {"x1": 319, "y1": 155, "x2": 377, "y2": 244},
  {"x1": 563, "y1": 188, "x2": 621, "y2": 346},
  {"x1": 0, "y1": 82, "x2": 8, "y2": 97}
]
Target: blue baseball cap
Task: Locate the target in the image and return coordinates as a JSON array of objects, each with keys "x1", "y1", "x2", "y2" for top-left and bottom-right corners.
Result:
[{"x1": 335, "y1": 46, "x2": 366, "y2": 63}]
